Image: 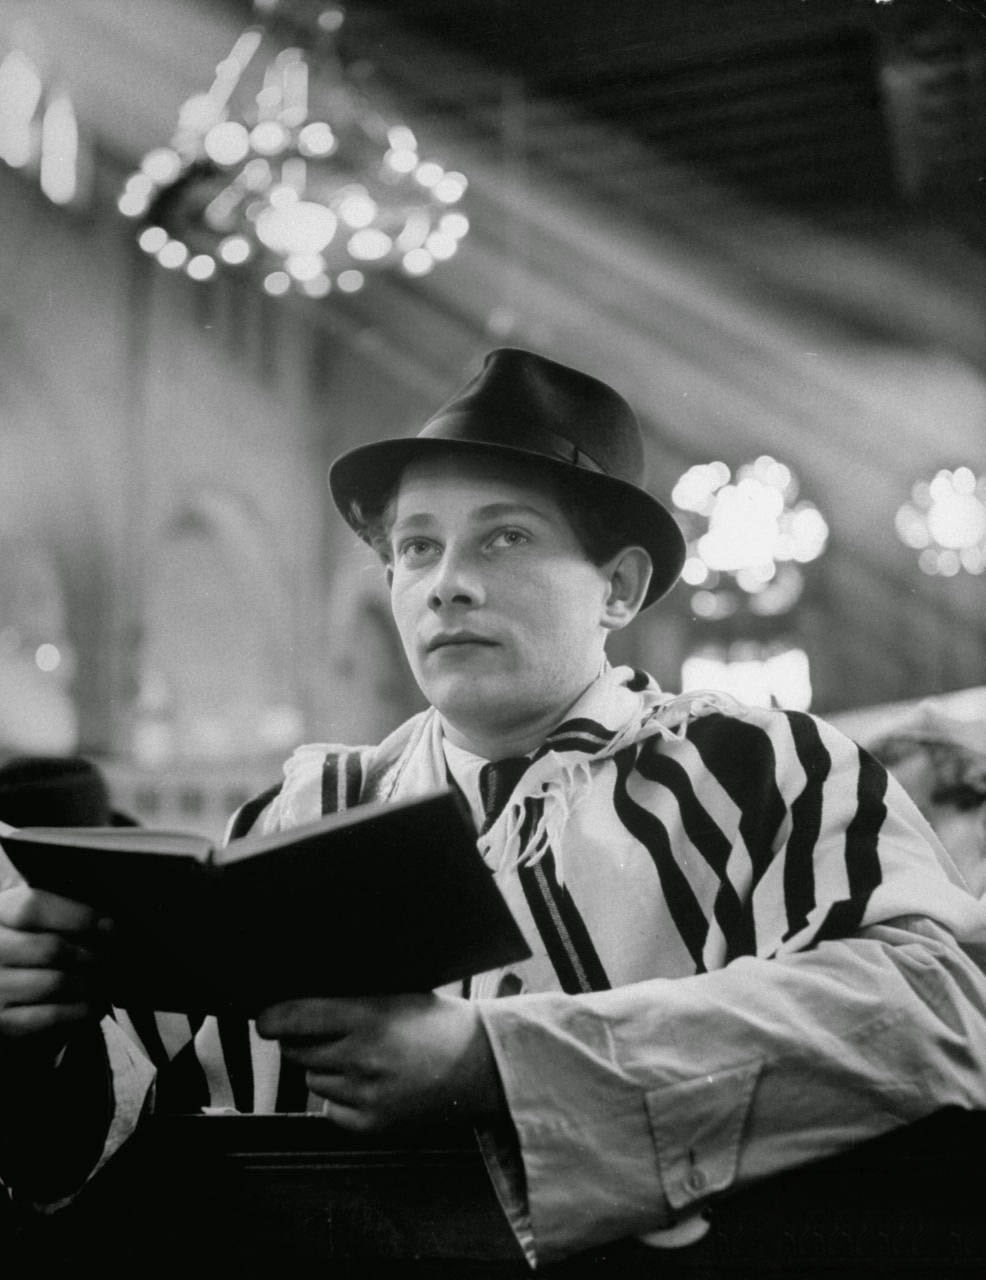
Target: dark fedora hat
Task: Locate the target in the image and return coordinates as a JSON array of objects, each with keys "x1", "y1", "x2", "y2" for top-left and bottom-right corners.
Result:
[
  {"x1": 0, "y1": 755, "x2": 137, "y2": 828},
  {"x1": 328, "y1": 347, "x2": 686, "y2": 606}
]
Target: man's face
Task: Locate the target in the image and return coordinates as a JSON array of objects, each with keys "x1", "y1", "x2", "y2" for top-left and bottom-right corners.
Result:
[{"x1": 387, "y1": 452, "x2": 615, "y2": 756}]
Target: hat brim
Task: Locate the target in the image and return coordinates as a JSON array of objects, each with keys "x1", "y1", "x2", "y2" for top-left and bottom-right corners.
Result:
[{"x1": 328, "y1": 436, "x2": 685, "y2": 608}]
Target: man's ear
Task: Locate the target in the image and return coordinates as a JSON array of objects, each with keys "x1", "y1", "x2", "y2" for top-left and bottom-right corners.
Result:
[{"x1": 600, "y1": 546, "x2": 652, "y2": 631}]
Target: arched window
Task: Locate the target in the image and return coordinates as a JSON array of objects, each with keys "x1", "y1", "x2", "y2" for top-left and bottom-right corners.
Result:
[
  {"x1": 135, "y1": 488, "x2": 301, "y2": 765},
  {"x1": 0, "y1": 536, "x2": 77, "y2": 756}
]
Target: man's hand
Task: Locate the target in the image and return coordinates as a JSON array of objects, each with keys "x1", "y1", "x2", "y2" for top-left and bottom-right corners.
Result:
[
  {"x1": 0, "y1": 884, "x2": 109, "y2": 1054},
  {"x1": 256, "y1": 993, "x2": 505, "y2": 1132}
]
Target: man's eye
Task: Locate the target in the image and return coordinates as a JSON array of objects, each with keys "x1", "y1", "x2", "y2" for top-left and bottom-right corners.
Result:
[
  {"x1": 397, "y1": 538, "x2": 437, "y2": 562},
  {"x1": 490, "y1": 528, "x2": 529, "y2": 549}
]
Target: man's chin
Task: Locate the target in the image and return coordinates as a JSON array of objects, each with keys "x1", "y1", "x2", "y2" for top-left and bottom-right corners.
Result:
[{"x1": 421, "y1": 674, "x2": 517, "y2": 726}]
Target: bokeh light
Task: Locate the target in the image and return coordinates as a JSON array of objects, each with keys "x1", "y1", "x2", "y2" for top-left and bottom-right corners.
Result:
[
  {"x1": 672, "y1": 455, "x2": 829, "y2": 618},
  {"x1": 896, "y1": 468, "x2": 986, "y2": 576}
]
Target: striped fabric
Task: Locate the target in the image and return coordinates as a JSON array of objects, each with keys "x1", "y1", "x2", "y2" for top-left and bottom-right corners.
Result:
[{"x1": 134, "y1": 665, "x2": 975, "y2": 1117}]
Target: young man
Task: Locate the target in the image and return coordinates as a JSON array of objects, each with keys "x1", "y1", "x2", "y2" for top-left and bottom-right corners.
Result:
[{"x1": 3, "y1": 348, "x2": 986, "y2": 1266}]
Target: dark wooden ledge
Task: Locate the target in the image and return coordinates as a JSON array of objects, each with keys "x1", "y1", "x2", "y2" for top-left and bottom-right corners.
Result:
[{"x1": 7, "y1": 1107, "x2": 986, "y2": 1277}]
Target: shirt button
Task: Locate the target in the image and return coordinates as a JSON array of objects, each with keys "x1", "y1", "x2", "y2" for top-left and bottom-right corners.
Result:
[{"x1": 685, "y1": 1168, "x2": 707, "y2": 1194}]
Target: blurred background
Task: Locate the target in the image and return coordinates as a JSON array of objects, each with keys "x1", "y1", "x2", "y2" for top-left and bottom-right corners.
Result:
[{"x1": 0, "y1": 0, "x2": 984, "y2": 836}]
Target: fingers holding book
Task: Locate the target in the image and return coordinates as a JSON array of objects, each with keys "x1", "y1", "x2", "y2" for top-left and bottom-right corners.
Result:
[
  {"x1": 0, "y1": 884, "x2": 112, "y2": 1046},
  {"x1": 256, "y1": 992, "x2": 505, "y2": 1133}
]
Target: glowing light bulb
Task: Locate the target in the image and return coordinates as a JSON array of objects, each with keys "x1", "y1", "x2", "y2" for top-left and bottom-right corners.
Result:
[
  {"x1": 219, "y1": 235, "x2": 251, "y2": 264},
  {"x1": 298, "y1": 122, "x2": 335, "y2": 156},
  {"x1": 388, "y1": 125, "x2": 417, "y2": 151},
  {"x1": 138, "y1": 226, "x2": 169, "y2": 254},
  {"x1": 337, "y1": 190, "x2": 377, "y2": 228},
  {"x1": 434, "y1": 172, "x2": 467, "y2": 203},
  {"x1": 35, "y1": 643, "x2": 61, "y2": 673},
  {"x1": 256, "y1": 201, "x2": 337, "y2": 254},
  {"x1": 425, "y1": 231, "x2": 457, "y2": 260},
  {"x1": 302, "y1": 274, "x2": 331, "y2": 298},
  {"x1": 157, "y1": 240, "x2": 189, "y2": 269},
  {"x1": 402, "y1": 248, "x2": 434, "y2": 276},
  {"x1": 187, "y1": 254, "x2": 216, "y2": 281},
  {"x1": 285, "y1": 252, "x2": 325, "y2": 281},
  {"x1": 0, "y1": 51, "x2": 43, "y2": 167},
  {"x1": 204, "y1": 122, "x2": 250, "y2": 166},
  {"x1": 385, "y1": 147, "x2": 418, "y2": 174},
  {"x1": 250, "y1": 121, "x2": 289, "y2": 155},
  {"x1": 439, "y1": 212, "x2": 470, "y2": 239},
  {"x1": 142, "y1": 147, "x2": 182, "y2": 183},
  {"x1": 927, "y1": 492, "x2": 986, "y2": 550},
  {"x1": 348, "y1": 229, "x2": 392, "y2": 261},
  {"x1": 414, "y1": 161, "x2": 444, "y2": 188},
  {"x1": 40, "y1": 93, "x2": 78, "y2": 205}
]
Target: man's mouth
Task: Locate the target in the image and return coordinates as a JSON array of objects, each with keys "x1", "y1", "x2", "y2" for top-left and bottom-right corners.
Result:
[{"x1": 427, "y1": 633, "x2": 497, "y2": 653}]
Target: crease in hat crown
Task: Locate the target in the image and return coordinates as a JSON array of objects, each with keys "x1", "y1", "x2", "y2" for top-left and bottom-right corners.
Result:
[{"x1": 328, "y1": 347, "x2": 686, "y2": 606}]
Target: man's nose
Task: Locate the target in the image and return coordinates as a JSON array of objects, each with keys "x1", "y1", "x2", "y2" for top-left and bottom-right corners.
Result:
[{"x1": 428, "y1": 546, "x2": 484, "y2": 610}]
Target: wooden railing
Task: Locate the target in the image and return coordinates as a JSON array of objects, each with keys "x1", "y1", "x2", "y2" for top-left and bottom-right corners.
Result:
[{"x1": 9, "y1": 1107, "x2": 986, "y2": 1277}]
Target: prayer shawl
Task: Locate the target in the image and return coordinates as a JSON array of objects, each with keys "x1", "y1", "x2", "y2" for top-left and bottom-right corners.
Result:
[
  {"x1": 119, "y1": 664, "x2": 984, "y2": 1115},
  {"x1": 231, "y1": 663, "x2": 983, "y2": 1000}
]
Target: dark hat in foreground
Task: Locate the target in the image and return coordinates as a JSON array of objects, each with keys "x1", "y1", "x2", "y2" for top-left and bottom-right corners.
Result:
[
  {"x1": 328, "y1": 347, "x2": 686, "y2": 607},
  {"x1": 0, "y1": 755, "x2": 135, "y2": 828}
]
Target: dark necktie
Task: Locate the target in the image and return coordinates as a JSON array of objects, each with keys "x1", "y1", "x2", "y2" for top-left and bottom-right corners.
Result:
[
  {"x1": 478, "y1": 756, "x2": 530, "y2": 834},
  {"x1": 473, "y1": 757, "x2": 531, "y2": 1000}
]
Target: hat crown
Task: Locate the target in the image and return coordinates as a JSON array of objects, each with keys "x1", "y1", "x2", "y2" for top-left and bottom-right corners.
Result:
[
  {"x1": 419, "y1": 348, "x2": 645, "y2": 482},
  {"x1": 326, "y1": 346, "x2": 687, "y2": 607},
  {"x1": 0, "y1": 755, "x2": 112, "y2": 827}
]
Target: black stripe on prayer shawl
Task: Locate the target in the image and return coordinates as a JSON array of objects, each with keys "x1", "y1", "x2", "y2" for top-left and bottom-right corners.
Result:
[
  {"x1": 812, "y1": 747, "x2": 887, "y2": 944},
  {"x1": 320, "y1": 750, "x2": 364, "y2": 815},
  {"x1": 515, "y1": 800, "x2": 611, "y2": 993},
  {"x1": 539, "y1": 718, "x2": 615, "y2": 758},
  {"x1": 635, "y1": 740, "x2": 753, "y2": 963},
  {"x1": 685, "y1": 714, "x2": 787, "y2": 888},
  {"x1": 217, "y1": 1014, "x2": 255, "y2": 1113},
  {"x1": 154, "y1": 1013, "x2": 211, "y2": 1114},
  {"x1": 780, "y1": 713, "x2": 831, "y2": 945},
  {"x1": 227, "y1": 782, "x2": 283, "y2": 840},
  {"x1": 612, "y1": 746, "x2": 710, "y2": 972},
  {"x1": 275, "y1": 1056, "x2": 310, "y2": 1112},
  {"x1": 344, "y1": 751, "x2": 364, "y2": 806},
  {"x1": 118, "y1": 1007, "x2": 172, "y2": 1072}
]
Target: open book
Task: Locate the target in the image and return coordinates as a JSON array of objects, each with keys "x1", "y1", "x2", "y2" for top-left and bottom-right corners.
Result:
[{"x1": 0, "y1": 789, "x2": 531, "y2": 1015}]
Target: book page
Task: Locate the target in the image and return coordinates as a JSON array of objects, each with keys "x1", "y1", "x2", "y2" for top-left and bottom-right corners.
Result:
[{"x1": 0, "y1": 826, "x2": 213, "y2": 858}]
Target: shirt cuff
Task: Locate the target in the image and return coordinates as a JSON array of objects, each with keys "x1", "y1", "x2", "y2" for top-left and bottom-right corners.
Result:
[{"x1": 476, "y1": 993, "x2": 760, "y2": 1266}]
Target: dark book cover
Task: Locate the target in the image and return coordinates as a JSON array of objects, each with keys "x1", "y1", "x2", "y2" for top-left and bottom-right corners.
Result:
[{"x1": 0, "y1": 789, "x2": 531, "y2": 1015}]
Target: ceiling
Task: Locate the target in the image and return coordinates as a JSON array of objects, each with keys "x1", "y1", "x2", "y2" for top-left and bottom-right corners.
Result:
[
  {"x1": 333, "y1": 0, "x2": 985, "y2": 237},
  {"x1": 341, "y1": 0, "x2": 901, "y2": 220},
  {"x1": 247, "y1": 0, "x2": 986, "y2": 709},
  {"x1": 2, "y1": 0, "x2": 985, "y2": 711}
]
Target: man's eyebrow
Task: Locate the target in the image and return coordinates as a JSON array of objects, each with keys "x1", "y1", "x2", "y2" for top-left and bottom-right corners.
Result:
[
  {"x1": 390, "y1": 502, "x2": 552, "y2": 536},
  {"x1": 473, "y1": 502, "x2": 552, "y2": 521},
  {"x1": 389, "y1": 513, "x2": 434, "y2": 536}
]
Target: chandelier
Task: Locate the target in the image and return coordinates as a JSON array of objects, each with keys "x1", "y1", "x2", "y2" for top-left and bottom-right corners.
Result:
[
  {"x1": 895, "y1": 467, "x2": 986, "y2": 577},
  {"x1": 671, "y1": 455, "x2": 829, "y2": 621},
  {"x1": 118, "y1": 1, "x2": 469, "y2": 299}
]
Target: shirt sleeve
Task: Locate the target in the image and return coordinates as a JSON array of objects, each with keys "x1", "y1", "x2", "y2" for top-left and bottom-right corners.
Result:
[
  {"x1": 476, "y1": 913, "x2": 986, "y2": 1266},
  {"x1": 473, "y1": 709, "x2": 986, "y2": 1266}
]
